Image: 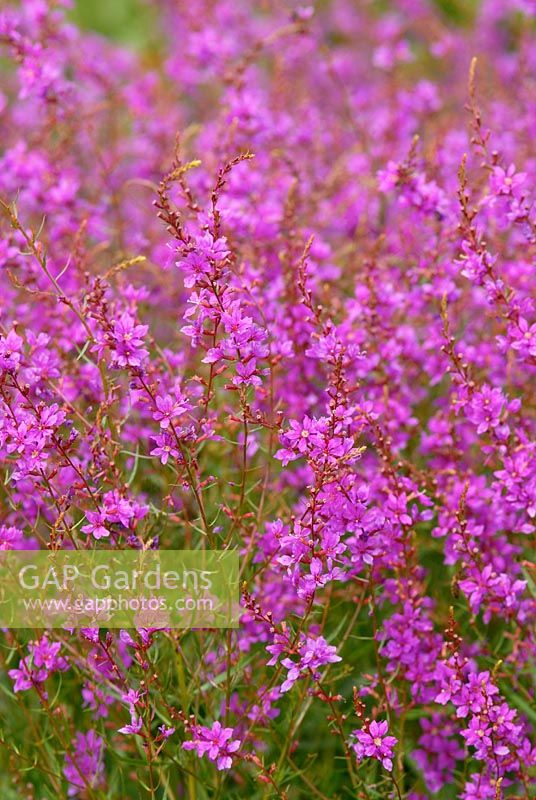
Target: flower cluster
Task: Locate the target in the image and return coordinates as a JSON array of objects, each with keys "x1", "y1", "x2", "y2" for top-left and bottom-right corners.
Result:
[
  {"x1": 63, "y1": 730, "x2": 105, "y2": 797},
  {"x1": 8, "y1": 635, "x2": 69, "y2": 693},
  {"x1": 182, "y1": 721, "x2": 241, "y2": 770}
]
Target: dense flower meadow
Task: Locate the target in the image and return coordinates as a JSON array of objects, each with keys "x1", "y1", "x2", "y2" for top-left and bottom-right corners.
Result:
[{"x1": 0, "y1": 0, "x2": 534, "y2": 798}]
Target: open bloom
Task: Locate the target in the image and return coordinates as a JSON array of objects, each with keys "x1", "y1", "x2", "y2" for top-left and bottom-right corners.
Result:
[
  {"x1": 182, "y1": 721, "x2": 241, "y2": 770},
  {"x1": 351, "y1": 720, "x2": 397, "y2": 771}
]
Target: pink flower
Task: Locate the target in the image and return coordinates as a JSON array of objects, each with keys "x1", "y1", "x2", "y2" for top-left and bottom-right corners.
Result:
[
  {"x1": 64, "y1": 731, "x2": 104, "y2": 796},
  {"x1": 352, "y1": 720, "x2": 398, "y2": 771},
  {"x1": 490, "y1": 164, "x2": 526, "y2": 197},
  {"x1": 150, "y1": 432, "x2": 180, "y2": 465},
  {"x1": 183, "y1": 721, "x2": 241, "y2": 771},
  {"x1": 0, "y1": 329, "x2": 23, "y2": 373},
  {"x1": 81, "y1": 510, "x2": 109, "y2": 540},
  {"x1": 118, "y1": 714, "x2": 144, "y2": 736},
  {"x1": 466, "y1": 385, "x2": 505, "y2": 434}
]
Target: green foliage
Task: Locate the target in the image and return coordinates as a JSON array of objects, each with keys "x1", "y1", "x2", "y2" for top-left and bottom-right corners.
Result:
[{"x1": 70, "y1": 0, "x2": 156, "y2": 46}]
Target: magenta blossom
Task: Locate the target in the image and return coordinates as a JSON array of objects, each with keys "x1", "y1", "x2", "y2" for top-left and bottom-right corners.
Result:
[
  {"x1": 183, "y1": 721, "x2": 241, "y2": 770},
  {"x1": 64, "y1": 730, "x2": 104, "y2": 797},
  {"x1": 352, "y1": 720, "x2": 398, "y2": 771}
]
